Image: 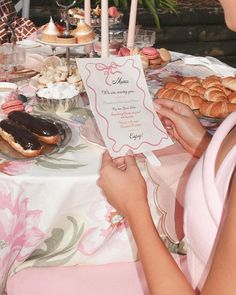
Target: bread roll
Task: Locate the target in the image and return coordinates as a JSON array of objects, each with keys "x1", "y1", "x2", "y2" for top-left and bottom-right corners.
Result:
[
  {"x1": 200, "y1": 101, "x2": 236, "y2": 118},
  {"x1": 204, "y1": 87, "x2": 227, "y2": 102},
  {"x1": 156, "y1": 87, "x2": 203, "y2": 109},
  {"x1": 222, "y1": 76, "x2": 236, "y2": 91},
  {"x1": 202, "y1": 79, "x2": 222, "y2": 89},
  {"x1": 228, "y1": 92, "x2": 236, "y2": 103},
  {"x1": 181, "y1": 77, "x2": 201, "y2": 85},
  {"x1": 165, "y1": 82, "x2": 202, "y2": 97},
  {"x1": 212, "y1": 84, "x2": 232, "y2": 96},
  {"x1": 206, "y1": 75, "x2": 222, "y2": 81},
  {"x1": 192, "y1": 85, "x2": 206, "y2": 96}
]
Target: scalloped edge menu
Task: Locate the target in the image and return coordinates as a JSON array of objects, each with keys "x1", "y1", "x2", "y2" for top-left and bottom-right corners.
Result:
[{"x1": 77, "y1": 55, "x2": 173, "y2": 157}]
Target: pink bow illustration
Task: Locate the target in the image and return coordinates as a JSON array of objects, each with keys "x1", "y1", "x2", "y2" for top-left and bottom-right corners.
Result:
[{"x1": 95, "y1": 62, "x2": 121, "y2": 85}]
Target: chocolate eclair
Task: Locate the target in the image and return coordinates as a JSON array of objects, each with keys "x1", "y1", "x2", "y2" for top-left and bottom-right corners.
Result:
[
  {"x1": 8, "y1": 111, "x2": 61, "y2": 145},
  {"x1": 0, "y1": 119, "x2": 42, "y2": 157}
]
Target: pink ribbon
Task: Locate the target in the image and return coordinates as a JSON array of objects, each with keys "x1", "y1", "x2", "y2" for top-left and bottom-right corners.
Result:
[{"x1": 95, "y1": 62, "x2": 121, "y2": 85}]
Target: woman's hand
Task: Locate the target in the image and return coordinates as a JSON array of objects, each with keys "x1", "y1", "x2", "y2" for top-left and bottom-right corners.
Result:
[
  {"x1": 154, "y1": 98, "x2": 211, "y2": 157},
  {"x1": 97, "y1": 151, "x2": 148, "y2": 217}
]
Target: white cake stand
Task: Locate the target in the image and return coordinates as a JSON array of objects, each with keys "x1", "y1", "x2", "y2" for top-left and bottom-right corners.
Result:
[{"x1": 37, "y1": 35, "x2": 99, "y2": 71}]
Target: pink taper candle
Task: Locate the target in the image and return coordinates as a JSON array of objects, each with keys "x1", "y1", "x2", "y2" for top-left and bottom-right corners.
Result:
[
  {"x1": 101, "y1": 0, "x2": 109, "y2": 58},
  {"x1": 84, "y1": 0, "x2": 91, "y2": 26},
  {"x1": 127, "y1": 0, "x2": 138, "y2": 48}
]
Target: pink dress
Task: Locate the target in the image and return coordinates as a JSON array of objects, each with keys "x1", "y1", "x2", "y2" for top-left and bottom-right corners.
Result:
[{"x1": 184, "y1": 111, "x2": 236, "y2": 291}]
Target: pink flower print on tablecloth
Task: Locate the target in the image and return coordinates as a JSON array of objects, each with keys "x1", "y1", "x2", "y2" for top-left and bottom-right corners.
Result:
[
  {"x1": 0, "y1": 183, "x2": 44, "y2": 286},
  {"x1": 0, "y1": 160, "x2": 35, "y2": 176},
  {"x1": 78, "y1": 201, "x2": 128, "y2": 256}
]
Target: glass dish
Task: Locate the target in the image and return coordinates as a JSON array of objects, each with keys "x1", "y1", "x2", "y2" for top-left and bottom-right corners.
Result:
[
  {"x1": 36, "y1": 92, "x2": 81, "y2": 112},
  {"x1": 123, "y1": 28, "x2": 156, "y2": 48}
]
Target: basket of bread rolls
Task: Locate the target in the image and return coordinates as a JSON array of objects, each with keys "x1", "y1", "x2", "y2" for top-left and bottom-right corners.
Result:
[{"x1": 155, "y1": 75, "x2": 236, "y2": 119}]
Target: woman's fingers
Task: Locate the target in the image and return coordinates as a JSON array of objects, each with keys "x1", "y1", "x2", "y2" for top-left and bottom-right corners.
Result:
[
  {"x1": 154, "y1": 98, "x2": 192, "y2": 116},
  {"x1": 101, "y1": 150, "x2": 114, "y2": 169}
]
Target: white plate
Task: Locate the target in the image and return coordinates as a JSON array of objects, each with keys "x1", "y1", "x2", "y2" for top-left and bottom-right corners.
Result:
[
  {"x1": 17, "y1": 39, "x2": 42, "y2": 49},
  {"x1": 36, "y1": 35, "x2": 98, "y2": 48}
]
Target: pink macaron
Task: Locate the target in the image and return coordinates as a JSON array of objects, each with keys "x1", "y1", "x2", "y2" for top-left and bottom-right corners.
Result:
[
  {"x1": 1, "y1": 100, "x2": 24, "y2": 114},
  {"x1": 140, "y1": 47, "x2": 160, "y2": 60},
  {"x1": 108, "y1": 6, "x2": 119, "y2": 18},
  {"x1": 118, "y1": 47, "x2": 130, "y2": 57}
]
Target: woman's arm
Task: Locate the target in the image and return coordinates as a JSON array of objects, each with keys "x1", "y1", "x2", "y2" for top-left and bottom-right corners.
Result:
[
  {"x1": 98, "y1": 151, "x2": 195, "y2": 295},
  {"x1": 99, "y1": 138, "x2": 236, "y2": 295},
  {"x1": 126, "y1": 201, "x2": 195, "y2": 295}
]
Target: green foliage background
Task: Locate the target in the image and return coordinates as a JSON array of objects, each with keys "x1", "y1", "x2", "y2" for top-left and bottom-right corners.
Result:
[{"x1": 60, "y1": 0, "x2": 177, "y2": 29}]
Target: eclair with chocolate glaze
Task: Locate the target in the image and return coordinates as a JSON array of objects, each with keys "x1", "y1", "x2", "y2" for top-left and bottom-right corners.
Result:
[
  {"x1": 0, "y1": 119, "x2": 42, "y2": 157},
  {"x1": 8, "y1": 111, "x2": 61, "y2": 145}
]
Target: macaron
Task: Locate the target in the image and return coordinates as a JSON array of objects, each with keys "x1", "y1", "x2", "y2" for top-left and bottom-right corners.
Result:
[
  {"x1": 130, "y1": 47, "x2": 140, "y2": 55},
  {"x1": 140, "y1": 47, "x2": 160, "y2": 60},
  {"x1": 1, "y1": 100, "x2": 24, "y2": 114},
  {"x1": 140, "y1": 55, "x2": 149, "y2": 70},
  {"x1": 118, "y1": 47, "x2": 130, "y2": 57},
  {"x1": 159, "y1": 48, "x2": 171, "y2": 63},
  {"x1": 108, "y1": 6, "x2": 119, "y2": 18},
  {"x1": 149, "y1": 57, "x2": 162, "y2": 66}
]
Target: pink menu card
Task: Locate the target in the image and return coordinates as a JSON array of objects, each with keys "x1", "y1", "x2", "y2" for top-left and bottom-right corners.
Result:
[{"x1": 77, "y1": 55, "x2": 173, "y2": 158}]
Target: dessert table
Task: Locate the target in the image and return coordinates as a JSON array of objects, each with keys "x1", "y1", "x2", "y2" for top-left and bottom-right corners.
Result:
[{"x1": 1, "y1": 41, "x2": 236, "y2": 294}]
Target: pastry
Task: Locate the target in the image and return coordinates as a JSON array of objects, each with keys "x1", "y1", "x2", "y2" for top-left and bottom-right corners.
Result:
[
  {"x1": 222, "y1": 76, "x2": 236, "y2": 91},
  {"x1": 165, "y1": 82, "x2": 202, "y2": 97},
  {"x1": 156, "y1": 88, "x2": 203, "y2": 110},
  {"x1": 204, "y1": 87, "x2": 227, "y2": 102},
  {"x1": 140, "y1": 47, "x2": 160, "y2": 60},
  {"x1": 0, "y1": 119, "x2": 42, "y2": 157},
  {"x1": 41, "y1": 17, "x2": 60, "y2": 43},
  {"x1": 157, "y1": 75, "x2": 236, "y2": 118},
  {"x1": 1, "y1": 99, "x2": 24, "y2": 114},
  {"x1": 202, "y1": 78, "x2": 222, "y2": 89},
  {"x1": 158, "y1": 48, "x2": 171, "y2": 63},
  {"x1": 8, "y1": 111, "x2": 61, "y2": 145},
  {"x1": 73, "y1": 20, "x2": 95, "y2": 44},
  {"x1": 140, "y1": 55, "x2": 149, "y2": 70},
  {"x1": 149, "y1": 57, "x2": 162, "y2": 67},
  {"x1": 228, "y1": 92, "x2": 236, "y2": 103},
  {"x1": 56, "y1": 34, "x2": 76, "y2": 44},
  {"x1": 118, "y1": 47, "x2": 130, "y2": 56},
  {"x1": 181, "y1": 77, "x2": 201, "y2": 84},
  {"x1": 108, "y1": 6, "x2": 119, "y2": 18},
  {"x1": 92, "y1": 5, "x2": 101, "y2": 17},
  {"x1": 200, "y1": 101, "x2": 236, "y2": 118}
]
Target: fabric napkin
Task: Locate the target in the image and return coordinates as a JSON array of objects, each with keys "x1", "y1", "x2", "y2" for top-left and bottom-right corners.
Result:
[
  {"x1": 170, "y1": 51, "x2": 236, "y2": 77},
  {"x1": 182, "y1": 56, "x2": 236, "y2": 77}
]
